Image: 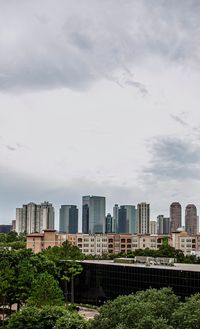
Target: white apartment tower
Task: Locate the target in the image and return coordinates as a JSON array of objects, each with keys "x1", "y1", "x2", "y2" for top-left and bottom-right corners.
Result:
[
  {"x1": 16, "y1": 201, "x2": 54, "y2": 234},
  {"x1": 137, "y1": 202, "x2": 150, "y2": 234}
]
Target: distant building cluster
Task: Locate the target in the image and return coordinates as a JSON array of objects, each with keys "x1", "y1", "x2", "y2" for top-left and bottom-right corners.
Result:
[
  {"x1": 15, "y1": 201, "x2": 54, "y2": 234},
  {"x1": 14, "y1": 197, "x2": 199, "y2": 237}
]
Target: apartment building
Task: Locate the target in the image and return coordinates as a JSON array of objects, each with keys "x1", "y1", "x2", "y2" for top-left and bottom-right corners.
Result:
[{"x1": 26, "y1": 229, "x2": 66, "y2": 253}]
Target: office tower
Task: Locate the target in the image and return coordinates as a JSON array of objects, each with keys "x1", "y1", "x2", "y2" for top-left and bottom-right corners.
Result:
[
  {"x1": 82, "y1": 196, "x2": 105, "y2": 234},
  {"x1": 117, "y1": 205, "x2": 137, "y2": 234},
  {"x1": 150, "y1": 221, "x2": 157, "y2": 234},
  {"x1": 118, "y1": 206, "x2": 128, "y2": 233},
  {"x1": 59, "y1": 205, "x2": 78, "y2": 234},
  {"x1": 112, "y1": 204, "x2": 119, "y2": 233},
  {"x1": 137, "y1": 202, "x2": 150, "y2": 234},
  {"x1": 170, "y1": 202, "x2": 182, "y2": 232},
  {"x1": 185, "y1": 204, "x2": 197, "y2": 235},
  {"x1": 16, "y1": 201, "x2": 55, "y2": 234},
  {"x1": 157, "y1": 215, "x2": 170, "y2": 235},
  {"x1": 105, "y1": 213, "x2": 112, "y2": 233}
]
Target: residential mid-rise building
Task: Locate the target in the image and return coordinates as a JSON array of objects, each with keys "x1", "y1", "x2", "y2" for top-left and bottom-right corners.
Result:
[
  {"x1": 27, "y1": 230, "x2": 66, "y2": 253},
  {"x1": 82, "y1": 196, "x2": 105, "y2": 234},
  {"x1": 105, "y1": 213, "x2": 112, "y2": 233},
  {"x1": 185, "y1": 204, "x2": 197, "y2": 235},
  {"x1": 170, "y1": 202, "x2": 182, "y2": 232},
  {"x1": 157, "y1": 215, "x2": 170, "y2": 235},
  {"x1": 16, "y1": 201, "x2": 55, "y2": 234},
  {"x1": 59, "y1": 205, "x2": 78, "y2": 234},
  {"x1": 137, "y1": 202, "x2": 150, "y2": 234}
]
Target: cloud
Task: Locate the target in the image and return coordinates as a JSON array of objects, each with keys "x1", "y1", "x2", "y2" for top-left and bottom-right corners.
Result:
[
  {"x1": 143, "y1": 136, "x2": 200, "y2": 180},
  {"x1": 170, "y1": 114, "x2": 188, "y2": 127},
  {"x1": 6, "y1": 145, "x2": 17, "y2": 151},
  {"x1": 0, "y1": 0, "x2": 199, "y2": 91}
]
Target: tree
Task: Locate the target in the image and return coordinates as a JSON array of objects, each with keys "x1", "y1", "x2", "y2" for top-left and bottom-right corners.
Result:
[
  {"x1": 56, "y1": 312, "x2": 88, "y2": 329},
  {"x1": 7, "y1": 305, "x2": 85, "y2": 329},
  {"x1": 172, "y1": 293, "x2": 200, "y2": 328},
  {"x1": 27, "y1": 272, "x2": 64, "y2": 307},
  {"x1": 89, "y1": 288, "x2": 179, "y2": 329}
]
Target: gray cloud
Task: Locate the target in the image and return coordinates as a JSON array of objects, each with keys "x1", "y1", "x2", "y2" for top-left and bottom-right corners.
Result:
[
  {"x1": 143, "y1": 136, "x2": 200, "y2": 180},
  {"x1": 0, "y1": 0, "x2": 200, "y2": 91},
  {"x1": 6, "y1": 145, "x2": 17, "y2": 151},
  {"x1": 170, "y1": 114, "x2": 188, "y2": 127}
]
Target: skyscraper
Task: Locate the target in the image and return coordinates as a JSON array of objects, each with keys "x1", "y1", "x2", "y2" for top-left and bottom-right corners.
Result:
[
  {"x1": 59, "y1": 205, "x2": 78, "y2": 234},
  {"x1": 105, "y1": 213, "x2": 112, "y2": 233},
  {"x1": 137, "y1": 202, "x2": 150, "y2": 234},
  {"x1": 16, "y1": 201, "x2": 54, "y2": 234},
  {"x1": 112, "y1": 204, "x2": 119, "y2": 233},
  {"x1": 157, "y1": 215, "x2": 170, "y2": 235},
  {"x1": 82, "y1": 196, "x2": 105, "y2": 234},
  {"x1": 170, "y1": 202, "x2": 181, "y2": 232},
  {"x1": 117, "y1": 205, "x2": 137, "y2": 234},
  {"x1": 185, "y1": 204, "x2": 197, "y2": 235}
]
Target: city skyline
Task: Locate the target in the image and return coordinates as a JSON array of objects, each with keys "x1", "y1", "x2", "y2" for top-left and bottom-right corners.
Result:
[
  {"x1": 1, "y1": 1, "x2": 200, "y2": 224},
  {"x1": 12, "y1": 197, "x2": 200, "y2": 233}
]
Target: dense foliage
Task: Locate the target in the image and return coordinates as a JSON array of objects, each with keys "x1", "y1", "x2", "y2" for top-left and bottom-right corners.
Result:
[
  {"x1": 0, "y1": 232, "x2": 26, "y2": 250},
  {"x1": 89, "y1": 288, "x2": 200, "y2": 329}
]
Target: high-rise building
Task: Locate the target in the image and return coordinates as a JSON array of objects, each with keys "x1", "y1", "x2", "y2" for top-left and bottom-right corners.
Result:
[
  {"x1": 157, "y1": 215, "x2": 170, "y2": 235},
  {"x1": 185, "y1": 204, "x2": 197, "y2": 235},
  {"x1": 82, "y1": 196, "x2": 105, "y2": 234},
  {"x1": 170, "y1": 202, "x2": 182, "y2": 232},
  {"x1": 59, "y1": 205, "x2": 78, "y2": 234},
  {"x1": 117, "y1": 205, "x2": 137, "y2": 234},
  {"x1": 16, "y1": 201, "x2": 54, "y2": 234},
  {"x1": 105, "y1": 213, "x2": 112, "y2": 233},
  {"x1": 118, "y1": 206, "x2": 128, "y2": 233},
  {"x1": 112, "y1": 204, "x2": 119, "y2": 233},
  {"x1": 150, "y1": 221, "x2": 157, "y2": 234},
  {"x1": 137, "y1": 202, "x2": 150, "y2": 234}
]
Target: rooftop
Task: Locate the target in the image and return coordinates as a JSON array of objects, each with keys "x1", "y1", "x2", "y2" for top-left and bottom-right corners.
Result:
[{"x1": 82, "y1": 259, "x2": 200, "y2": 273}]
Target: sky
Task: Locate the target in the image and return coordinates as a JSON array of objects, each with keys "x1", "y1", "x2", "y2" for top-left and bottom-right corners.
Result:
[{"x1": 1, "y1": 0, "x2": 200, "y2": 229}]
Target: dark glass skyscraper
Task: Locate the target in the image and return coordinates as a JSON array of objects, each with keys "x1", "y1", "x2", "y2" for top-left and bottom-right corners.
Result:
[
  {"x1": 105, "y1": 213, "x2": 112, "y2": 233},
  {"x1": 59, "y1": 205, "x2": 78, "y2": 234},
  {"x1": 82, "y1": 196, "x2": 105, "y2": 234}
]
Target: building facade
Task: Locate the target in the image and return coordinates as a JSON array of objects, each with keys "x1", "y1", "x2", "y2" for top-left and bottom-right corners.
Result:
[
  {"x1": 157, "y1": 215, "x2": 170, "y2": 235},
  {"x1": 59, "y1": 205, "x2": 78, "y2": 234},
  {"x1": 105, "y1": 213, "x2": 112, "y2": 233},
  {"x1": 150, "y1": 221, "x2": 157, "y2": 234},
  {"x1": 170, "y1": 202, "x2": 182, "y2": 232},
  {"x1": 137, "y1": 203, "x2": 150, "y2": 234},
  {"x1": 185, "y1": 204, "x2": 197, "y2": 235},
  {"x1": 16, "y1": 201, "x2": 54, "y2": 234},
  {"x1": 82, "y1": 196, "x2": 105, "y2": 234}
]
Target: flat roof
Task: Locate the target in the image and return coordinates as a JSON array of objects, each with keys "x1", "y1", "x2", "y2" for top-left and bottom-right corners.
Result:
[{"x1": 82, "y1": 260, "x2": 200, "y2": 273}]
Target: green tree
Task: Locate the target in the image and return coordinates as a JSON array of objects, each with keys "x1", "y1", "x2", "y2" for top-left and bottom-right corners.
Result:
[
  {"x1": 7, "y1": 305, "x2": 85, "y2": 329},
  {"x1": 27, "y1": 272, "x2": 64, "y2": 307},
  {"x1": 56, "y1": 312, "x2": 88, "y2": 329},
  {"x1": 0, "y1": 259, "x2": 15, "y2": 327},
  {"x1": 89, "y1": 288, "x2": 179, "y2": 329},
  {"x1": 172, "y1": 293, "x2": 200, "y2": 329}
]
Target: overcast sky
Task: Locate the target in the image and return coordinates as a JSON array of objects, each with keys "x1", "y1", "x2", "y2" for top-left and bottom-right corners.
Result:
[{"x1": 1, "y1": 0, "x2": 200, "y2": 229}]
